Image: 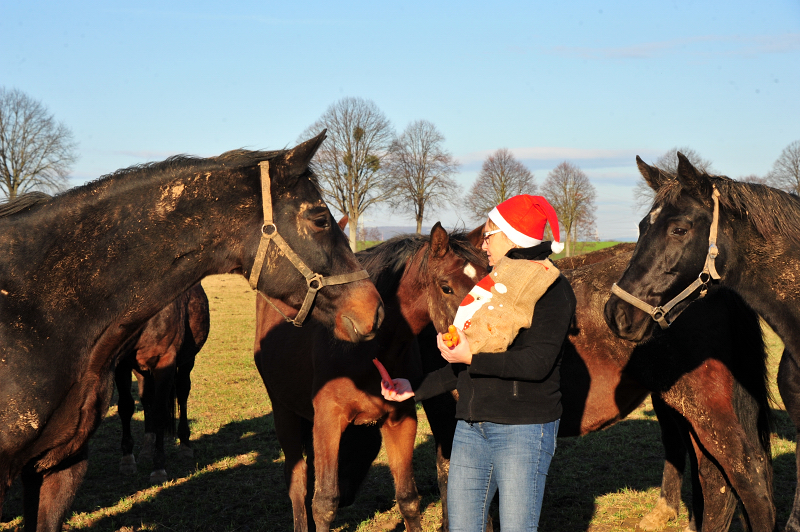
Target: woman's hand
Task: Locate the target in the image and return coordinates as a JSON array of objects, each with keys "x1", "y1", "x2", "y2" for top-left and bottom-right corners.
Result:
[
  {"x1": 381, "y1": 378, "x2": 415, "y2": 402},
  {"x1": 437, "y1": 332, "x2": 473, "y2": 365}
]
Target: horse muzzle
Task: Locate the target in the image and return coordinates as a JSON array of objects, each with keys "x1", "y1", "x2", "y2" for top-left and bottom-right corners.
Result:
[{"x1": 603, "y1": 292, "x2": 654, "y2": 343}]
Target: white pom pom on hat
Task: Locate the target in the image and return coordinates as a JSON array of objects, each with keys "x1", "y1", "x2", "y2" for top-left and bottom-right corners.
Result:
[{"x1": 488, "y1": 195, "x2": 564, "y2": 254}]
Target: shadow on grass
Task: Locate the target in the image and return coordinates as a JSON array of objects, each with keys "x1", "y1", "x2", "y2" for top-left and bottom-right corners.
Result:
[{"x1": 2, "y1": 409, "x2": 795, "y2": 531}]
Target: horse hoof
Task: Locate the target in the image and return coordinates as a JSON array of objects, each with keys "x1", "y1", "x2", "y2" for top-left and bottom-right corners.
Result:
[
  {"x1": 179, "y1": 443, "x2": 194, "y2": 458},
  {"x1": 637, "y1": 497, "x2": 677, "y2": 531},
  {"x1": 119, "y1": 454, "x2": 137, "y2": 475},
  {"x1": 149, "y1": 469, "x2": 168, "y2": 484}
]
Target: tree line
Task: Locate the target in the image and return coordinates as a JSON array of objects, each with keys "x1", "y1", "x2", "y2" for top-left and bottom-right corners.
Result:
[
  {"x1": 301, "y1": 96, "x2": 598, "y2": 255},
  {"x1": 3, "y1": 88, "x2": 799, "y2": 257}
]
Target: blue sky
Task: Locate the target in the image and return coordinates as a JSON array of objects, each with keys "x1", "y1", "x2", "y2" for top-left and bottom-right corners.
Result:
[{"x1": 2, "y1": 1, "x2": 798, "y2": 240}]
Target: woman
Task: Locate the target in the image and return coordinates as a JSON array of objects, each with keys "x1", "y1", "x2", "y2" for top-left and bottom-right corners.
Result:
[{"x1": 381, "y1": 195, "x2": 576, "y2": 531}]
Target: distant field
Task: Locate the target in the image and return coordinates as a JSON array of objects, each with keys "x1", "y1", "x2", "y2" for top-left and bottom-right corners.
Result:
[{"x1": 358, "y1": 238, "x2": 629, "y2": 257}]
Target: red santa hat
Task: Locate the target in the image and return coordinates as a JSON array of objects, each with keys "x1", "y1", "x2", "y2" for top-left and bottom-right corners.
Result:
[{"x1": 488, "y1": 195, "x2": 564, "y2": 254}]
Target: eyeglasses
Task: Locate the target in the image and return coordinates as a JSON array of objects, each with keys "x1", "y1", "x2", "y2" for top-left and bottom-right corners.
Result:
[{"x1": 482, "y1": 229, "x2": 502, "y2": 243}]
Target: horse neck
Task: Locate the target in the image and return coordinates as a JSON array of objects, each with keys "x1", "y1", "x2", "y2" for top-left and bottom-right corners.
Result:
[
  {"x1": 714, "y1": 215, "x2": 800, "y2": 355},
  {"x1": 3, "y1": 169, "x2": 258, "y2": 330},
  {"x1": 390, "y1": 250, "x2": 434, "y2": 337}
]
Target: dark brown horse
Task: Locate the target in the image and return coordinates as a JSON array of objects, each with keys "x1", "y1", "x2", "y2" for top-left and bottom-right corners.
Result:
[
  {"x1": 603, "y1": 154, "x2": 796, "y2": 530},
  {"x1": 114, "y1": 283, "x2": 210, "y2": 483},
  {"x1": 254, "y1": 224, "x2": 488, "y2": 532},
  {"x1": 0, "y1": 132, "x2": 383, "y2": 532},
  {"x1": 418, "y1": 242, "x2": 773, "y2": 532}
]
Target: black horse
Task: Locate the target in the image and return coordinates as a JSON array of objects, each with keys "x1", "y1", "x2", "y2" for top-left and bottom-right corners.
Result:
[
  {"x1": 115, "y1": 282, "x2": 210, "y2": 483},
  {"x1": 0, "y1": 132, "x2": 383, "y2": 532},
  {"x1": 604, "y1": 154, "x2": 798, "y2": 531}
]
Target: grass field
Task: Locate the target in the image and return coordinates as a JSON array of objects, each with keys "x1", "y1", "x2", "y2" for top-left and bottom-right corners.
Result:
[{"x1": 0, "y1": 260, "x2": 795, "y2": 531}]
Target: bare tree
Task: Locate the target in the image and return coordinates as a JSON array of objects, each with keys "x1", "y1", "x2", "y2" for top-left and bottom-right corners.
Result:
[
  {"x1": 765, "y1": 140, "x2": 800, "y2": 195},
  {"x1": 384, "y1": 120, "x2": 459, "y2": 233},
  {"x1": 632, "y1": 146, "x2": 713, "y2": 214},
  {"x1": 465, "y1": 148, "x2": 536, "y2": 221},
  {"x1": 300, "y1": 97, "x2": 394, "y2": 251},
  {"x1": 0, "y1": 87, "x2": 78, "y2": 199},
  {"x1": 541, "y1": 161, "x2": 597, "y2": 257}
]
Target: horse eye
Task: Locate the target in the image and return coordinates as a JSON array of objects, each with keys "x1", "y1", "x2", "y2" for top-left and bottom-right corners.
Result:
[
  {"x1": 441, "y1": 285, "x2": 454, "y2": 295},
  {"x1": 671, "y1": 227, "x2": 688, "y2": 237},
  {"x1": 311, "y1": 216, "x2": 330, "y2": 230}
]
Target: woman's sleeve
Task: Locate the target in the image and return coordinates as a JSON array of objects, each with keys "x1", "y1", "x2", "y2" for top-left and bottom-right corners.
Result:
[
  {"x1": 411, "y1": 363, "x2": 462, "y2": 402},
  {"x1": 467, "y1": 276, "x2": 576, "y2": 382}
]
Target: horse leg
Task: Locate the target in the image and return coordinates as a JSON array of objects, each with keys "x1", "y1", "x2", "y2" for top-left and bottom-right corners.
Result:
[
  {"x1": 380, "y1": 406, "x2": 422, "y2": 532},
  {"x1": 148, "y1": 364, "x2": 177, "y2": 484},
  {"x1": 421, "y1": 392, "x2": 456, "y2": 532},
  {"x1": 672, "y1": 361, "x2": 775, "y2": 532},
  {"x1": 638, "y1": 395, "x2": 685, "y2": 531},
  {"x1": 778, "y1": 350, "x2": 800, "y2": 532},
  {"x1": 175, "y1": 347, "x2": 196, "y2": 458},
  {"x1": 273, "y1": 404, "x2": 313, "y2": 532},
  {"x1": 115, "y1": 360, "x2": 137, "y2": 475},
  {"x1": 310, "y1": 407, "x2": 349, "y2": 532},
  {"x1": 684, "y1": 430, "x2": 739, "y2": 532},
  {"x1": 137, "y1": 369, "x2": 156, "y2": 463},
  {"x1": 21, "y1": 447, "x2": 89, "y2": 532}
]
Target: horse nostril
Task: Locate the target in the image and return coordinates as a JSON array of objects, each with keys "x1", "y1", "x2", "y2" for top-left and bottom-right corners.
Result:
[{"x1": 373, "y1": 302, "x2": 385, "y2": 331}]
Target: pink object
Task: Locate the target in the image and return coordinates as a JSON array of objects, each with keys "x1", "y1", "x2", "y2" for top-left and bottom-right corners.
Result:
[{"x1": 373, "y1": 358, "x2": 394, "y2": 389}]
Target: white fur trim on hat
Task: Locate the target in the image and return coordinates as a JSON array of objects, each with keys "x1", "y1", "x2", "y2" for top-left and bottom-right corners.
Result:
[{"x1": 488, "y1": 207, "x2": 541, "y2": 248}]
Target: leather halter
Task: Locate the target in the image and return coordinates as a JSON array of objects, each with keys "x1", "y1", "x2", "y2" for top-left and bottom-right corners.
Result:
[
  {"x1": 248, "y1": 161, "x2": 370, "y2": 327},
  {"x1": 611, "y1": 186, "x2": 721, "y2": 329}
]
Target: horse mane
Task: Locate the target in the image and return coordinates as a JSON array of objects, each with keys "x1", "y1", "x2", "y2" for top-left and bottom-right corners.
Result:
[
  {"x1": 60, "y1": 148, "x2": 318, "y2": 200},
  {"x1": 0, "y1": 191, "x2": 52, "y2": 218},
  {"x1": 656, "y1": 170, "x2": 800, "y2": 246},
  {"x1": 357, "y1": 231, "x2": 487, "y2": 295}
]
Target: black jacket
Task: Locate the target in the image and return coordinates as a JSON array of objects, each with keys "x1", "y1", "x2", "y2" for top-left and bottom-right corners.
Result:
[{"x1": 412, "y1": 242, "x2": 576, "y2": 424}]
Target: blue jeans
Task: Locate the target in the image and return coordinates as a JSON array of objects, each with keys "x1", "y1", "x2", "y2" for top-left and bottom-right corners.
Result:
[{"x1": 447, "y1": 418, "x2": 559, "y2": 532}]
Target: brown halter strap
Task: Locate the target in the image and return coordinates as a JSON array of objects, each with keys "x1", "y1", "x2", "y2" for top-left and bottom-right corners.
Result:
[
  {"x1": 611, "y1": 186, "x2": 721, "y2": 329},
  {"x1": 248, "y1": 161, "x2": 370, "y2": 326}
]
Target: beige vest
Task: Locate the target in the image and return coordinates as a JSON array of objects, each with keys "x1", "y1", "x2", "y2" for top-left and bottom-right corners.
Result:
[{"x1": 453, "y1": 256, "x2": 560, "y2": 354}]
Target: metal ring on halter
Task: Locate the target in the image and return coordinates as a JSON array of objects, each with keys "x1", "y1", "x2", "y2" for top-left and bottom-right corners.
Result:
[
  {"x1": 307, "y1": 273, "x2": 323, "y2": 291},
  {"x1": 262, "y1": 223, "x2": 277, "y2": 237}
]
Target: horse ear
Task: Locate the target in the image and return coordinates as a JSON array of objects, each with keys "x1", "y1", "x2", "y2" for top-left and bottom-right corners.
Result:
[
  {"x1": 466, "y1": 225, "x2": 484, "y2": 249},
  {"x1": 338, "y1": 215, "x2": 349, "y2": 231},
  {"x1": 676, "y1": 151, "x2": 713, "y2": 199},
  {"x1": 277, "y1": 129, "x2": 328, "y2": 179},
  {"x1": 429, "y1": 222, "x2": 450, "y2": 258},
  {"x1": 636, "y1": 156, "x2": 667, "y2": 191}
]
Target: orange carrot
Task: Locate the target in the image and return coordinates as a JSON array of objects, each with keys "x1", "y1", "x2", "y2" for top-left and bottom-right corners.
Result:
[{"x1": 447, "y1": 325, "x2": 460, "y2": 346}]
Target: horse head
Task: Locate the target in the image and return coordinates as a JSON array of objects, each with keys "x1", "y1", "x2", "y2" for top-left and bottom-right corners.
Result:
[
  {"x1": 604, "y1": 154, "x2": 723, "y2": 342},
  {"x1": 249, "y1": 132, "x2": 383, "y2": 343},
  {"x1": 412, "y1": 223, "x2": 489, "y2": 333}
]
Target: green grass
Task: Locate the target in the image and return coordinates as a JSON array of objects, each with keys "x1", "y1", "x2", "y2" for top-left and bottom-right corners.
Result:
[
  {"x1": 0, "y1": 272, "x2": 794, "y2": 532},
  {"x1": 550, "y1": 240, "x2": 624, "y2": 261}
]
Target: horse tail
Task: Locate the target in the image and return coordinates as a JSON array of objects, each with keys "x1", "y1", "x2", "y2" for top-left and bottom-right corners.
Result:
[{"x1": 723, "y1": 288, "x2": 773, "y2": 457}]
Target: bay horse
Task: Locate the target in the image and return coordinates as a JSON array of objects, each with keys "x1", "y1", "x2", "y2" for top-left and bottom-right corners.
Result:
[
  {"x1": 603, "y1": 154, "x2": 798, "y2": 530},
  {"x1": 0, "y1": 132, "x2": 383, "y2": 532},
  {"x1": 253, "y1": 224, "x2": 488, "y2": 532},
  {"x1": 418, "y1": 242, "x2": 774, "y2": 532},
  {"x1": 114, "y1": 282, "x2": 210, "y2": 483}
]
